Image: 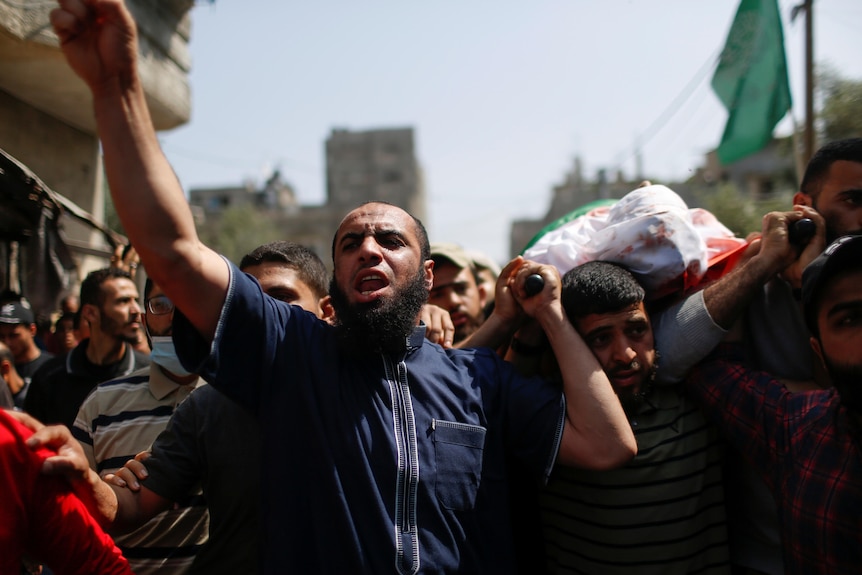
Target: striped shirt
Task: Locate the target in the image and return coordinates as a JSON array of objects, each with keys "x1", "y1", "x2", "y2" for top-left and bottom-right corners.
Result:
[
  {"x1": 73, "y1": 365, "x2": 209, "y2": 575},
  {"x1": 540, "y1": 384, "x2": 730, "y2": 574}
]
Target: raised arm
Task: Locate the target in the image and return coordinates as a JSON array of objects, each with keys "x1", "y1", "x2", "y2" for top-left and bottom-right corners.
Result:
[
  {"x1": 509, "y1": 259, "x2": 636, "y2": 470},
  {"x1": 456, "y1": 258, "x2": 527, "y2": 351},
  {"x1": 50, "y1": 0, "x2": 227, "y2": 341},
  {"x1": 701, "y1": 208, "x2": 822, "y2": 328},
  {"x1": 653, "y1": 207, "x2": 823, "y2": 382}
]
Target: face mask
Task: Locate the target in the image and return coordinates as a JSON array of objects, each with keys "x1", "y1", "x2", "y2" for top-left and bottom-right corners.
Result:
[{"x1": 149, "y1": 335, "x2": 193, "y2": 377}]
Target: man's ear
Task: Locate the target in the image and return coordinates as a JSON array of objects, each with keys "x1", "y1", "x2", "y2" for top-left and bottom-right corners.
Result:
[
  {"x1": 0, "y1": 359, "x2": 10, "y2": 379},
  {"x1": 318, "y1": 296, "x2": 336, "y2": 326},
  {"x1": 424, "y1": 259, "x2": 435, "y2": 291},
  {"x1": 80, "y1": 303, "x2": 98, "y2": 325},
  {"x1": 810, "y1": 335, "x2": 827, "y2": 371},
  {"x1": 794, "y1": 191, "x2": 814, "y2": 207},
  {"x1": 477, "y1": 281, "x2": 488, "y2": 309}
]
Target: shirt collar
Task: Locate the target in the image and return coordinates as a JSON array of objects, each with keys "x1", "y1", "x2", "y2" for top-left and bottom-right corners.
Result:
[
  {"x1": 148, "y1": 363, "x2": 205, "y2": 400},
  {"x1": 68, "y1": 339, "x2": 136, "y2": 376},
  {"x1": 407, "y1": 325, "x2": 427, "y2": 351}
]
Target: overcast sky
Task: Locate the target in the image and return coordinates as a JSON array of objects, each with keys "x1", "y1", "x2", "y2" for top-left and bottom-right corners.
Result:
[{"x1": 159, "y1": 0, "x2": 862, "y2": 265}]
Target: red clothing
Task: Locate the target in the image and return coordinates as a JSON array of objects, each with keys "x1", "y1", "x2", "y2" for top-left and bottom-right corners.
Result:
[
  {"x1": 0, "y1": 410, "x2": 132, "y2": 575},
  {"x1": 689, "y1": 344, "x2": 862, "y2": 575}
]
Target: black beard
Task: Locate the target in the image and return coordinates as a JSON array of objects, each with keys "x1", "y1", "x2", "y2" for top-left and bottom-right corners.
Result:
[
  {"x1": 815, "y1": 201, "x2": 862, "y2": 245},
  {"x1": 822, "y1": 353, "x2": 862, "y2": 415},
  {"x1": 329, "y1": 267, "x2": 429, "y2": 355},
  {"x1": 616, "y1": 369, "x2": 656, "y2": 415},
  {"x1": 100, "y1": 314, "x2": 140, "y2": 346},
  {"x1": 824, "y1": 226, "x2": 862, "y2": 245}
]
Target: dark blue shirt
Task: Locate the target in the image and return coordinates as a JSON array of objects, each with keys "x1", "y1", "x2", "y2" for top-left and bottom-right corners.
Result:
[{"x1": 174, "y1": 262, "x2": 565, "y2": 574}]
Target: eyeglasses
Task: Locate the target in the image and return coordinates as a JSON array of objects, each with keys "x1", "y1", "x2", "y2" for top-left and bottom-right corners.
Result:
[{"x1": 146, "y1": 295, "x2": 175, "y2": 315}]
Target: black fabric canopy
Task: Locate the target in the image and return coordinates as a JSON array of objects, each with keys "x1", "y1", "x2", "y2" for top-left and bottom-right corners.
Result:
[{"x1": 0, "y1": 146, "x2": 123, "y2": 315}]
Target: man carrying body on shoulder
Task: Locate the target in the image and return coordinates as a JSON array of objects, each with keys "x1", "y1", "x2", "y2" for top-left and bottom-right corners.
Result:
[
  {"x1": 650, "y1": 138, "x2": 862, "y2": 574},
  {"x1": 687, "y1": 230, "x2": 862, "y2": 575},
  {"x1": 47, "y1": 3, "x2": 636, "y2": 570},
  {"x1": 742, "y1": 137, "x2": 862, "y2": 387},
  {"x1": 25, "y1": 268, "x2": 150, "y2": 427},
  {"x1": 0, "y1": 299, "x2": 53, "y2": 408},
  {"x1": 71, "y1": 278, "x2": 209, "y2": 575},
  {"x1": 655, "y1": 138, "x2": 862, "y2": 384},
  {"x1": 527, "y1": 261, "x2": 729, "y2": 574}
]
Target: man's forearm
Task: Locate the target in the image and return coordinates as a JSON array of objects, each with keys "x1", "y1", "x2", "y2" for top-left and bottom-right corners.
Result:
[
  {"x1": 701, "y1": 253, "x2": 782, "y2": 330},
  {"x1": 93, "y1": 84, "x2": 205, "y2": 287},
  {"x1": 71, "y1": 468, "x2": 161, "y2": 535},
  {"x1": 652, "y1": 290, "x2": 726, "y2": 384},
  {"x1": 542, "y1": 308, "x2": 636, "y2": 470},
  {"x1": 91, "y1": 64, "x2": 228, "y2": 340},
  {"x1": 69, "y1": 468, "x2": 119, "y2": 530}
]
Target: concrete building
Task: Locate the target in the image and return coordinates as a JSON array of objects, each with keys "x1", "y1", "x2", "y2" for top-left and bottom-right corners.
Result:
[
  {"x1": 509, "y1": 158, "x2": 648, "y2": 258},
  {"x1": 0, "y1": 0, "x2": 194, "y2": 310},
  {"x1": 189, "y1": 127, "x2": 426, "y2": 267},
  {"x1": 700, "y1": 139, "x2": 797, "y2": 199},
  {"x1": 192, "y1": 170, "x2": 300, "y2": 217},
  {"x1": 325, "y1": 127, "x2": 426, "y2": 223}
]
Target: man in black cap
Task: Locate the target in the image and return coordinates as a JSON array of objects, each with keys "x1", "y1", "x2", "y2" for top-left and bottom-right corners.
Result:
[
  {"x1": 0, "y1": 299, "x2": 53, "y2": 408},
  {"x1": 686, "y1": 233, "x2": 862, "y2": 575}
]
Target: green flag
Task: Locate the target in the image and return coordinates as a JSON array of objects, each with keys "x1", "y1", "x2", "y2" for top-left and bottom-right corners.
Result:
[{"x1": 711, "y1": 0, "x2": 792, "y2": 164}]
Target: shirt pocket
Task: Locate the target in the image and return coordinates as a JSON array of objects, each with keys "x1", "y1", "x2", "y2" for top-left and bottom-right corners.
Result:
[{"x1": 432, "y1": 419, "x2": 486, "y2": 510}]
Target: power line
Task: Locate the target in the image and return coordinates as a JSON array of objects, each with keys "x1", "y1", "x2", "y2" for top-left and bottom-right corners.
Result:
[{"x1": 609, "y1": 45, "x2": 723, "y2": 175}]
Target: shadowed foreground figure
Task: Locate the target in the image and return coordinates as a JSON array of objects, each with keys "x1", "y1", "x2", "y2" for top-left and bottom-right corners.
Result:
[
  {"x1": 0, "y1": 409, "x2": 132, "y2": 575},
  {"x1": 46, "y1": 2, "x2": 638, "y2": 570}
]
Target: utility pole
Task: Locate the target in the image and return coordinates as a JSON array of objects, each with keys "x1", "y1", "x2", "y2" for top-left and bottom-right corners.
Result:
[
  {"x1": 791, "y1": 0, "x2": 815, "y2": 174},
  {"x1": 803, "y1": 0, "x2": 815, "y2": 166}
]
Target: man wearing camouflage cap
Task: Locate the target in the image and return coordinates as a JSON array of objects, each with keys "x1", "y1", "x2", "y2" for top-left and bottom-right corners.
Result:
[{"x1": 428, "y1": 243, "x2": 490, "y2": 345}]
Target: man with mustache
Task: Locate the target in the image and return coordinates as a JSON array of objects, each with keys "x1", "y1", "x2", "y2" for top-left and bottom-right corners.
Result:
[
  {"x1": 25, "y1": 268, "x2": 150, "y2": 427},
  {"x1": 643, "y1": 139, "x2": 862, "y2": 575},
  {"x1": 686, "y1": 232, "x2": 862, "y2": 575},
  {"x1": 47, "y1": 2, "x2": 636, "y2": 572},
  {"x1": 70, "y1": 277, "x2": 209, "y2": 575},
  {"x1": 655, "y1": 138, "x2": 862, "y2": 388},
  {"x1": 515, "y1": 261, "x2": 729, "y2": 574},
  {"x1": 428, "y1": 243, "x2": 489, "y2": 345}
]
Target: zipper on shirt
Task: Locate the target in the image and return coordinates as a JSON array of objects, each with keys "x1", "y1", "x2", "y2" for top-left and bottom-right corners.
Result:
[{"x1": 383, "y1": 355, "x2": 420, "y2": 575}]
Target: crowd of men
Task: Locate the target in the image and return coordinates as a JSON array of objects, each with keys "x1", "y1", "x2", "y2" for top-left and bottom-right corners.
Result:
[{"x1": 1, "y1": 0, "x2": 861, "y2": 574}]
